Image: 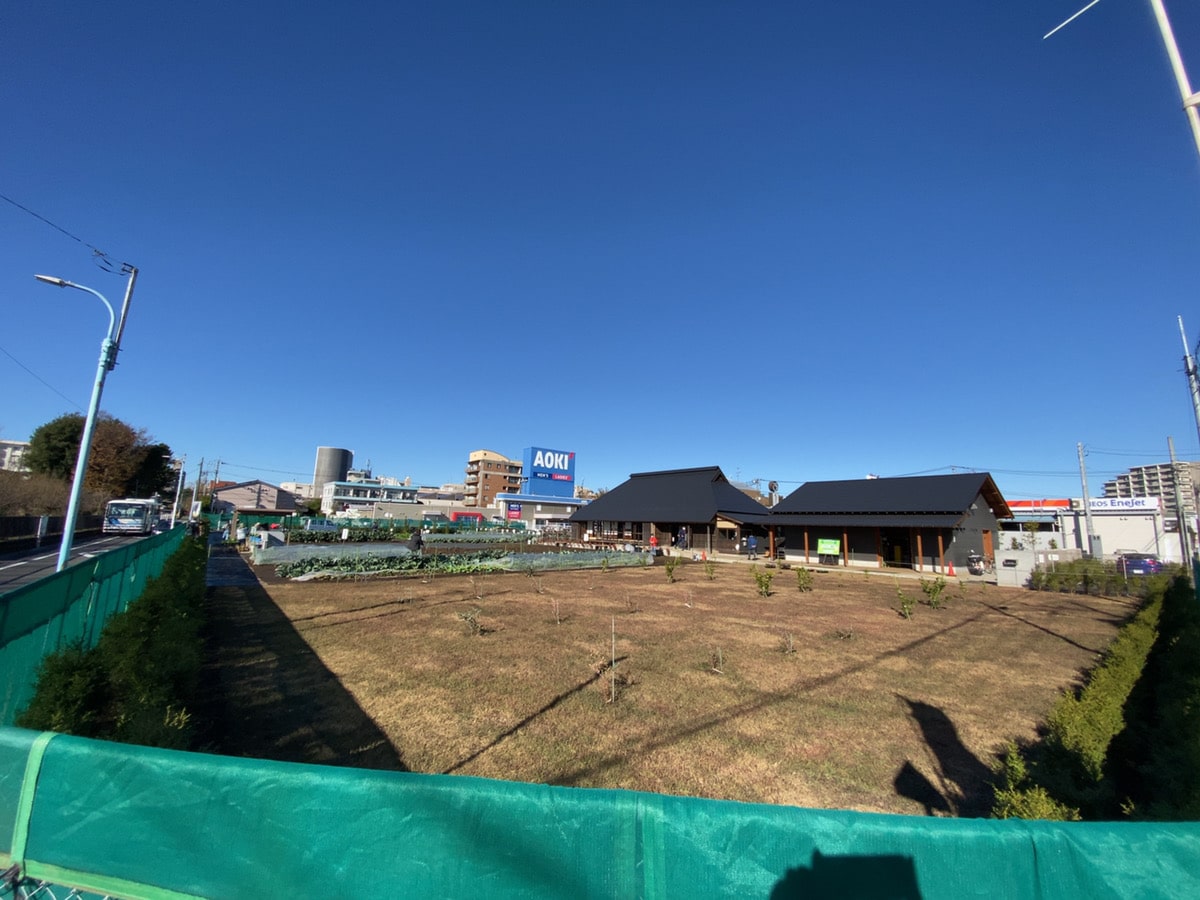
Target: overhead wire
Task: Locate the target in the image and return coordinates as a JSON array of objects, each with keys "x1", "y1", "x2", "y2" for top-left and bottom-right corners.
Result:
[
  {"x1": 0, "y1": 190, "x2": 132, "y2": 275},
  {"x1": 0, "y1": 344, "x2": 82, "y2": 411}
]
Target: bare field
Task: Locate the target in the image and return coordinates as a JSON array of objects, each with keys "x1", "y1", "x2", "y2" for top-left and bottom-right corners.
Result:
[{"x1": 198, "y1": 554, "x2": 1138, "y2": 816}]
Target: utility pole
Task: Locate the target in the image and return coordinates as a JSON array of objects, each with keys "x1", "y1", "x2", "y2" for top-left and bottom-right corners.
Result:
[
  {"x1": 1077, "y1": 442, "x2": 1099, "y2": 558},
  {"x1": 193, "y1": 457, "x2": 204, "y2": 521},
  {"x1": 1168, "y1": 437, "x2": 1192, "y2": 571},
  {"x1": 1179, "y1": 318, "x2": 1200, "y2": 448},
  {"x1": 170, "y1": 455, "x2": 186, "y2": 528}
]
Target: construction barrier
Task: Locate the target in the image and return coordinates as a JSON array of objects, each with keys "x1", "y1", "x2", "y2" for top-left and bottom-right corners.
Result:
[
  {"x1": 0, "y1": 528, "x2": 185, "y2": 726},
  {"x1": 0, "y1": 727, "x2": 1197, "y2": 899}
]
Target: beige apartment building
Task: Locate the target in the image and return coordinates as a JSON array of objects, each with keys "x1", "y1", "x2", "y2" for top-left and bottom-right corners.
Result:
[{"x1": 464, "y1": 449, "x2": 522, "y2": 508}]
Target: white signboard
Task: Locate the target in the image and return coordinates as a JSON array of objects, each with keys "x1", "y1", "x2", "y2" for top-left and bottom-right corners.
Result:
[{"x1": 1088, "y1": 497, "x2": 1159, "y2": 512}]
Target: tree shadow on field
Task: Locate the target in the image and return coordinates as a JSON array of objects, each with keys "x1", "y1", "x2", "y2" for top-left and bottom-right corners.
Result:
[
  {"x1": 194, "y1": 547, "x2": 407, "y2": 771},
  {"x1": 893, "y1": 696, "x2": 992, "y2": 817}
]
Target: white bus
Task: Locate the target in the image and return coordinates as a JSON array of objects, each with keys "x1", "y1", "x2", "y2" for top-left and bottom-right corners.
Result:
[{"x1": 102, "y1": 498, "x2": 163, "y2": 535}]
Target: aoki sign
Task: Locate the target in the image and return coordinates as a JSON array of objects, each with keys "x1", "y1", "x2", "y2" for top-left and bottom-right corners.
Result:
[{"x1": 522, "y1": 446, "x2": 576, "y2": 499}]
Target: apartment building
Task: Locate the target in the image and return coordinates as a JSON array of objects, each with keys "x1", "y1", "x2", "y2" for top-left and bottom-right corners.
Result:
[
  {"x1": 464, "y1": 450, "x2": 522, "y2": 508},
  {"x1": 1103, "y1": 461, "x2": 1200, "y2": 522},
  {"x1": 0, "y1": 440, "x2": 30, "y2": 473}
]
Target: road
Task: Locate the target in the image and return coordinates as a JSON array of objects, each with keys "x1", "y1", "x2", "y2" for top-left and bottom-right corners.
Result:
[{"x1": 0, "y1": 534, "x2": 145, "y2": 593}]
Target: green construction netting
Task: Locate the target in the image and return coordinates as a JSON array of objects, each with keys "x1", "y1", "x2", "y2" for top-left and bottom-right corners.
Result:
[
  {"x1": 0, "y1": 528, "x2": 185, "y2": 726},
  {"x1": 0, "y1": 727, "x2": 1196, "y2": 899}
]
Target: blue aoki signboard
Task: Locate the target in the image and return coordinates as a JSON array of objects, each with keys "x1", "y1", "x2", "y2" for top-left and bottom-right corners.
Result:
[{"x1": 522, "y1": 447, "x2": 576, "y2": 499}]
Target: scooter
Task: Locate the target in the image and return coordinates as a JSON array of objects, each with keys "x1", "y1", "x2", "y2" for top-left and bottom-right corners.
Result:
[{"x1": 967, "y1": 553, "x2": 985, "y2": 576}]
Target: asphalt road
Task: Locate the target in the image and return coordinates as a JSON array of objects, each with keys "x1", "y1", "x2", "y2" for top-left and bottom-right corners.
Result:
[{"x1": 0, "y1": 533, "x2": 145, "y2": 593}]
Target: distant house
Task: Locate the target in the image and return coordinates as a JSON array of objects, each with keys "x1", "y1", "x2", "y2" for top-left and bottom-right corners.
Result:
[
  {"x1": 769, "y1": 473, "x2": 1011, "y2": 571},
  {"x1": 568, "y1": 466, "x2": 769, "y2": 553},
  {"x1": 211, "y1": 480, "x2": 297, "y2": 515}
]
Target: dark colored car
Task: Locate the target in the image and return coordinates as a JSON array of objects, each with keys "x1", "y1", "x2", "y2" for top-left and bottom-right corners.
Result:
[{"x1": 1116, "y1": 553, "x2": 1162, "y2": 576}]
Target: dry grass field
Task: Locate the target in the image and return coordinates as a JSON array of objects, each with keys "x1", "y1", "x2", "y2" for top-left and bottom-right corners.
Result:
[{"x1": 197, "y1": 553, "x2": 1139, "y2": 817}]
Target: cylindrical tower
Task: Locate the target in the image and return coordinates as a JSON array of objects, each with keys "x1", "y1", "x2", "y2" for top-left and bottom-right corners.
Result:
[{"x1": 313, "y1": 447, "x2": 353, "y2": 498}]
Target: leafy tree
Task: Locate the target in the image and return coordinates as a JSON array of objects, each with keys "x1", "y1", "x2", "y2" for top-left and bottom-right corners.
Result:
[
  {"x1": 24, "y1": 412, "x2": 174, "y2": 505},
  {"x1": 24, "y1": 414, "x2": 85, "y2": 481},
  {"x1": 126, "y1": 443, "x2": 176, "y2": 498}
]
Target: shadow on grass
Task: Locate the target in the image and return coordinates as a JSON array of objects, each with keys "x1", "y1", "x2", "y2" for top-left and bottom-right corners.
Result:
[
  {"x1": 974, "y1": 598, "x2": 1125, "y2": 655},
  {"x1": 551, "y1": 613, "x2": 990, "y2": 793},
  {"x1": 894, "y1": 697, "x2": 993, "y2": 817},
  {"x1": 195, "y1": 548, "x2": 407, "y2": 772},
  {"x1": 442, "y1": 656, "x2": 629, "y2": 775}
]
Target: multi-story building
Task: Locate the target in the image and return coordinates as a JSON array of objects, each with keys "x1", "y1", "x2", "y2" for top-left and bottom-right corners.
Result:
[
  {"x1": 321, "y1": 478, "x2": 420, "y2": 516},
  {"x1": 1103, "y1": 461, "x2": 1200, "y2": 523},
  {"x1": 280, "y1": 481, "x2": 316, "y2": 501},
  {"x1": 0, "y1": 440, "x2": 30, "y2": 473},
  {"x1": 464, "y1": 450, "x2": 522, "y2": 508}
]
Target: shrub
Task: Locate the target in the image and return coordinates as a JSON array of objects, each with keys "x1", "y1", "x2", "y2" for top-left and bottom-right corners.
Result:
[
  {"x1": 17, "y1": 536, "x2": 208, "y2": 750},
  {"x1": 992, "y1": 743, "x2": 1081, "y2": 821},
  {"x1": 16, "y1": 641, "x2": 111, "y2": 738},
  {"x1": 752, "y1": 567, "x2": 773, "y2": 597},
  {"x1": 919, "y1": 576, "x2": 947, "y2": 609},
  {"x1": 795, "y1": 567, "x2": 814, "y2": 593},
  {"x1": 664, "y1": 556, "x2": 681, "y2": 583}
]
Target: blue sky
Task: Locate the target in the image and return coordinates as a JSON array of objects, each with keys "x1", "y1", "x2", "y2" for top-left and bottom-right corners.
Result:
[{"x1": 4, "y1": 1, "x2": 1200, "y2": 501}]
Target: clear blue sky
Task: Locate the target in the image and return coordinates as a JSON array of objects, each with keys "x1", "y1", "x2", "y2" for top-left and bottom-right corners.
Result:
[{"x1": 4, "y1": 1, "x2": 1200, "y2": 501}]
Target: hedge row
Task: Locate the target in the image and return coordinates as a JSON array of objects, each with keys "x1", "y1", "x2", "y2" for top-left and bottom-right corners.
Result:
[
  {"x1": 1028, "y1": 557, "x2": 1176, "y2": 597},
  {"x1": 993, "y1": 574, "x2": 1200, "y2": 820},
  {"x1": 1112, "y1": 575, "x2": 1200, "y2": 819},
  {"x1": 16, "y1": 536, "x2": 208, "y2": 750}
]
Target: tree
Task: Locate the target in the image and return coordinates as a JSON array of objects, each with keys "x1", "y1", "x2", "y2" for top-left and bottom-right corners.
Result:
[
  {"x1": 0, "y1": 470, "x2": 68, "y2": 515},
  {"x1": 24, "y1": 414, "x2": 85, "y2": 481},
  {"x1": 24, "y1": 413, "x2": 175, "y2": 505},
  {"x1": 126, "y1": 443, "x2": 176, "y2": 498}
]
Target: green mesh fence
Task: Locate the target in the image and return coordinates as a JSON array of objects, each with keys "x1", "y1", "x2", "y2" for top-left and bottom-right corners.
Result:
[
  {"x1": 0, "y1": 528, "x2": 186, "y2": 727},
  {"x1": 0, "y1": 727, "x2": 1196, "y2": 899}
]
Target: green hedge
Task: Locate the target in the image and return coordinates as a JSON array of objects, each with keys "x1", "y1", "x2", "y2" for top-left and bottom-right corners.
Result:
[
  {"x1": 993, "y1": 574, "x2": 1200, "y2": 820},
  {"x1": 1112, "y1": 576, "x2": 1200, "y2": 819},
  {"x1": 16, "y1": 536, "x2": 208, "y2": 749}
]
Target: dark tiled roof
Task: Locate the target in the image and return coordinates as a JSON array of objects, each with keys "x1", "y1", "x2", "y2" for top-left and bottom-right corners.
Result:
[
  {"x1": 772, "y1": 473, "x2": 1010, "y2": 519},
  {"x1": 767, "y1": 513, "x2": 964, "y2": 528},
  {"x1": 569, "y1": 466, "x2": 767, "y2": 524}
]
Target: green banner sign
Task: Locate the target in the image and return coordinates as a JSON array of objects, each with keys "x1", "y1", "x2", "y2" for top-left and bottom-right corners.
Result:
[{"x1": 817, "y1": 539, "x2": 841, "y2": 555}]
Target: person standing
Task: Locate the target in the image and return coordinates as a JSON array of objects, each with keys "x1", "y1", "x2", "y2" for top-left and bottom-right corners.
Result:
[
  {"x1": 747, "y1": 534, "x2": 757, "y2": 560},
  {"x1": 649, "y1": 533, "x2": 659, "y2": 556}
]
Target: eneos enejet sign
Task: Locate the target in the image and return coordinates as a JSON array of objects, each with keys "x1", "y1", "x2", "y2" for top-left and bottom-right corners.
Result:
[{"x1": 523, "y1": 447, "x2": 576, "y2": 499}]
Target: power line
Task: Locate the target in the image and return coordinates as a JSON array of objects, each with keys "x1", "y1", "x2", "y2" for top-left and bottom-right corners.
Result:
[
  {"x1": 0, "y1": 191, "x2": 131, "y2": 274},
  {"x1": 0, "y1": 343, "x2": 82, "y2": 411}
]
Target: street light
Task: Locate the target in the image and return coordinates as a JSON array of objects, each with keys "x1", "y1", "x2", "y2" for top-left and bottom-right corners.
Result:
[{"x1": 35, "y1": 273, "x2": 131, "y2": 572}]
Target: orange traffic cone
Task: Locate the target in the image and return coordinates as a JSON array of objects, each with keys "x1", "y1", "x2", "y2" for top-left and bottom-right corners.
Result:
[
  {"x1": 947, "y1": 560, "x2": 956, "y2": 577},
  {"x1": 701, "y1": 551, "x2": 707, "y2": 561}
]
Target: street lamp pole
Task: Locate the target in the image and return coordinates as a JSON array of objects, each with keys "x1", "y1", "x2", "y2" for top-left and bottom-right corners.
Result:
[{"x1": 35, "y1": 270, "x2": 136, "y2": 571}]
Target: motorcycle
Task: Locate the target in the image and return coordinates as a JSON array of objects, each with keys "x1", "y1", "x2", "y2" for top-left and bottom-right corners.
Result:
[{"x1": 967, "y1": 553, "x2": 985, "y2": 576}]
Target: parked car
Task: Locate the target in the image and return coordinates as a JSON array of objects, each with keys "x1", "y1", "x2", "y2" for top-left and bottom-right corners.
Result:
[{"x1": 1115, "y1": 553, "x2": 1162, "y2": 576}]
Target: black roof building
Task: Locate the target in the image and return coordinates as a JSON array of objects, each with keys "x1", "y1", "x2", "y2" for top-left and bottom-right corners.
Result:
[
  {"x1": 770, "y1": 473, "x2": 1011, "y2": 570},
  {"x1": 568, "y1": 466, "x2": 768, "y2": 552}
]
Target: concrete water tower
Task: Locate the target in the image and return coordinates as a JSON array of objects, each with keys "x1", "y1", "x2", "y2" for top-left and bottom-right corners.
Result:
[{"x1": 313, "y1": 447, "x2": 353, "y2": 500}]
